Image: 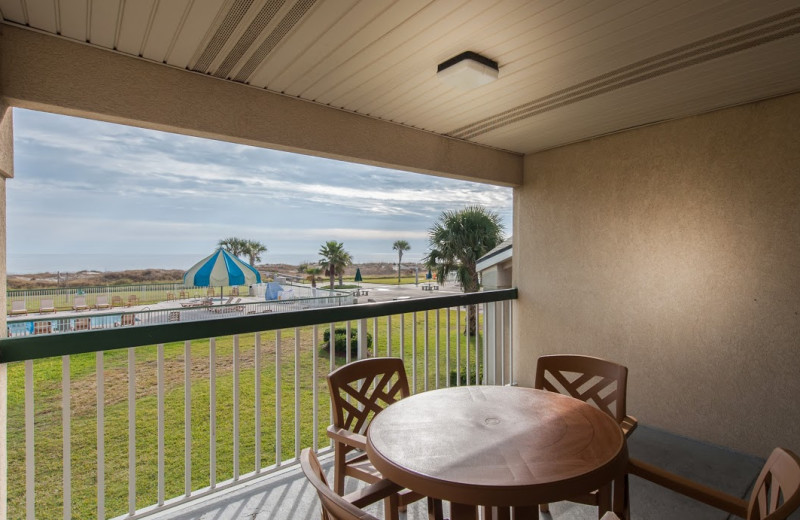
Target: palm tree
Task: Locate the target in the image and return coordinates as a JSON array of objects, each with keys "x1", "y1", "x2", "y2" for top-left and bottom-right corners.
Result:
[
  {"x1": 336, "y1": 249, "x2": 353, "y2": 287},
  {"x1": 243, "y1": 240, "x2": 267, "y2": 266},
  {"x1": 423, "y1": 206, "x2": 504, "y2": 333},
  {"x1": 217, "y1": 237, "x2": 247, "y2": 257},
  {"x1": 319, "y1": 240, "x2": 344, "y2": 291},
  {"x1": 305, "y1": 266, "x2": 322, "y2": 288},
  {"x1": 392, "y1": 240, "x2": 410, "y2": 284}
]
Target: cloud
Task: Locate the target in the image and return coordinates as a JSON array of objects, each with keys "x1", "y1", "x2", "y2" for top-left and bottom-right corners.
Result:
[{"x1": 8, "y1": 108, "x2": 512, "y2": 270}]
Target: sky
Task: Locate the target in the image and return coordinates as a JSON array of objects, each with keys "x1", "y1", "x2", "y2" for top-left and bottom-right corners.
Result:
[{"x1": 8, "y1": 109, "x2": 512, "y2": 274}]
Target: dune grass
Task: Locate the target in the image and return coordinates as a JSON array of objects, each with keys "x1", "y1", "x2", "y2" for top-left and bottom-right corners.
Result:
[{"x1": 5, "y1": 309, "x2": 483, "y2": 519}]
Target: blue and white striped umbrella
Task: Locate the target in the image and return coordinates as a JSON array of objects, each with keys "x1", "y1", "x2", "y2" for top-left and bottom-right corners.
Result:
[{"x1": 183, "y1": 248, "x2": 262, "y2": 288}]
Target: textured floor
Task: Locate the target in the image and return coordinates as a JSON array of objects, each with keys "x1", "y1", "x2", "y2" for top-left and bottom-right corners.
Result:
[{"x1": 150, "y1": 425, "x2": 777, "y2": 520}]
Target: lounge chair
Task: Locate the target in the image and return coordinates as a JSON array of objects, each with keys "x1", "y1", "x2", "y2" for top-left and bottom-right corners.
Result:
[
  {"x1": 95, "y1": 295, "x2": 110, "y2": 309},
  {"x1": 39, "y1": 298, "x2": 56, "y2": 314},
  {"x1": 127, "y1": 295, "x2": 139, "y2": 307},
  {"x1": 34, "y1": 321, "x2": 52, "y2": 334},
  {"x1": 207, "y1": 287, "x2": 216, "y2": 297},
  {"x1": 112, "y1": 295, "x2": 123, "y2": 307},
  {"x1": 231, "y1": 286, "x2": 240, "y2": 296},
  {"x1": 179, "y1": 290, "x2": 188, "y2": 299},
  {"x1": 72, "y1": 295, "x2": 89, "y2": 311},
  {"x1": 74, "y1": 318, "x2": 91, "y2": 331},
  {"x1": 10, "y1": 299, "x2": 27, "y2": 316},
  {"x1": 166, "y1": 292, "x2": 175, "y2": 301}
]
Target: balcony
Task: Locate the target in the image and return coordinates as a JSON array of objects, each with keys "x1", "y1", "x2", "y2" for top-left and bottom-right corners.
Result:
[{"x1": 0, "y1": 290, "x2": 515, "y2": 519}]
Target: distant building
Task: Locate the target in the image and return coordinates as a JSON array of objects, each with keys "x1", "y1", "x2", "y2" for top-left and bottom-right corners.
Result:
[{"x1": 476, "y1": 237, "x2": 512, "y2": 290}]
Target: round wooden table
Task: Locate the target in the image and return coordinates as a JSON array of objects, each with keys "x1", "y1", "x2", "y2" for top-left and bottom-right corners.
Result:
[{"x1": 366, "y1": 386, "x2": 627, "y2": 519}]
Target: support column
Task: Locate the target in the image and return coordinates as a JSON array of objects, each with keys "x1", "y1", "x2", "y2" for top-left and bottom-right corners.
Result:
[{"x1": 0, "y1": 101, "x2": 13, "y2": 520}]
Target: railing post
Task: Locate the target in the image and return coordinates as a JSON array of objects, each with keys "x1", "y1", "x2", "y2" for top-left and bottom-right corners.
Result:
[{"x1": 357, "y1": 318, "x2": 368, "y2": 359}]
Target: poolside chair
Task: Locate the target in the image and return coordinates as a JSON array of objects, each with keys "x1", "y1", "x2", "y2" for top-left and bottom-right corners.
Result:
[
  {"x1": 72, "y1": 295, "x2": 89, "y2": 311},
  {"x1": 326, "y1": 358, "x2": 428, "y2": 516},
  {"x1": 112, "y1": 295, "x2": 123, "y2": 307},
  {"x1": 34, "y1": 321, "x2": 52, "y2": 334},
  {"x1": 535, "y1": 354, "x2": 637, "y2": 519},
  {"x1": 231, "y1": 286, "x2": 239, "y2": 296},
  {"x1": 166, "y1": 292, "x2": 175, "y2": 301},
  {"x1": 74, "y1": 318, "x2": 90, "y2": 331},
  {"x1": 207, "y1": 287, "x2": 216, "y2": 297},
  {"x1": 301, "y1": 448, "x2": 402, "y2": 520},
  {"x1": 179, "y1": 290, "x2": 188, "y2": 299},
  {"x1": 38, "y1": 298, "x2": 56, "y2": 314},
  {"x1": 126, "y1": 295, "x2": 139, "y2": 307},
  {"x1": 629, "y1": 447, "x2": 800, "y2": 520},
  {"x1": 95, "y1": 295, "x2": 111, "y2": 309},
  {"x1": 10, "y1": 299, "x2": 27, "y2": 316}
]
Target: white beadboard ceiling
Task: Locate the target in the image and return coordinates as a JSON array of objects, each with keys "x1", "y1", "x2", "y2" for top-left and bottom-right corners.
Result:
[{"x1": 1, "y1": 0, "x2": 799, "y2": 154}]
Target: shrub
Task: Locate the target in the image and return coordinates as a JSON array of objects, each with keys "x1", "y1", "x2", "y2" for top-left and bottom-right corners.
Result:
[{"x1": 323, "y1": 327, "x2": 373, "y2": 356}]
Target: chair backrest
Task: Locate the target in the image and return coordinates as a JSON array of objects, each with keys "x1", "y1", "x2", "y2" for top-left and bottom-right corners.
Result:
[
  {"x1": 112, "y1": 295, "x2": 123, "y2": 305},
  {"x1": 534, "y1": 354, "x2": 628, "y2": 423},
  {"x1": 11, "y1": 300, "x2": 25, "y2": 310},
  {"x1": 40, "y1": 298, "x2": 54, "y2": 310},
  {"x1": 74, "y1": 296, "x2": 86, "y2": 306},
  {"x1": 96, "y1": 295, "x2": 108, "y2": 305},
  {"x1": 300, "y1": 448, "x2": 379, "y2": 520},
  {"x1": 327, "y1": 358, "x2": 410, "y2": 435},
  {"x1": 748, "y1": 448, "x2": 800, "y2": 520}
]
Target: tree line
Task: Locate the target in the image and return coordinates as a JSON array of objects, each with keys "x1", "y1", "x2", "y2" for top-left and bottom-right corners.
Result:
[{"x1": 218, "y1": 204, "x2": 504, "y2": 294}]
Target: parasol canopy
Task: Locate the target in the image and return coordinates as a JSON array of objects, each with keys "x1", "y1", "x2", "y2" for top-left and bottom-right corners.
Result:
[
  {"x1": 184, "y1": 248, "x2": 261, "y2": 292},
  {"x1": 354, "y1": 268, "x2": 363, "y2": 282}
]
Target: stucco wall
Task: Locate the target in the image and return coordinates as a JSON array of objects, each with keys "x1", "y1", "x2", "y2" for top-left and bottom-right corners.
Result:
[{"x1": 514, "y1": 92, "x2": 800, "y2": 456}]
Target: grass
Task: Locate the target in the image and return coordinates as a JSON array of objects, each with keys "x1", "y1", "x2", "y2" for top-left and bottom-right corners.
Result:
[{"x1": 6, "y1": 309, "x2": 483, "y2": 519}]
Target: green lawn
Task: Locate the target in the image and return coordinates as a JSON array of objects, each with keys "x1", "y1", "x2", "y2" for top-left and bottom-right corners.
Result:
[{"x1": 5, "y1": 309, "x2": 483, "y2": 519}]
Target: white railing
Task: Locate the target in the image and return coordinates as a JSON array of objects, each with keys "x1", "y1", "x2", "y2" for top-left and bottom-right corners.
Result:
[
  {"x1": 0, "y1": 290, "x2": 516, "y2": 519},
  {"x1": 6, "y1": 293, "x2": 348, "y2": 337}
]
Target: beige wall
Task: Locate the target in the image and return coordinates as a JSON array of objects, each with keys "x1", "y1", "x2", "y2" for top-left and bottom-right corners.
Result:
[
  {"x1": 514, "y1": 92, "x2": 800, "y2": 456},
  {"x1": 0, "y1": 25, "x2": 521, "y2": 187}
]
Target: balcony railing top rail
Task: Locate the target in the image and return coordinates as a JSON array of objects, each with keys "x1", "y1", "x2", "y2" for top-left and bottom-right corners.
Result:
[{"x1": 0, "y1": 289, "x2": 517, "y2": 363}]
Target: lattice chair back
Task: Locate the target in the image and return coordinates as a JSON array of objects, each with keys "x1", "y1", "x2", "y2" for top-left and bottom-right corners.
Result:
[
  {"x1": 534, "y1": 354, "x2": 628, "y2": 425},
  {"x1": 748, "y1": 448, "x2": 800, "y2": 520},
  {"x1": 328, "y1": 358, "x2": 410, "y2": 435},
  {"x1": 301, "y1": 449, "x2": 380, "y2": 520}
]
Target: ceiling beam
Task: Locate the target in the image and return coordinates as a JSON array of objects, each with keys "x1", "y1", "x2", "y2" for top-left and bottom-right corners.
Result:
[{"x1": 0, "y1": 24, "x2": 522, "y2": 186}]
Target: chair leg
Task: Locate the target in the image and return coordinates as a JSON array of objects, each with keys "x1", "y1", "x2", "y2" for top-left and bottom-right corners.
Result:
[
  {"x1": 333, "y1": 446, "x2": 346, "y2": 495},
  {"x1": 384, "y1": 494, "x2": 399, "y2": 520},
  {"x1": 597, "y1": 483, "x2": 612, "y2": 518},
  {"x1": 428, "y1": 497, "x2": 444, "y2": 520},
  {"x1": 612, "y1": 474, "x2": 630, "y2": 520}
]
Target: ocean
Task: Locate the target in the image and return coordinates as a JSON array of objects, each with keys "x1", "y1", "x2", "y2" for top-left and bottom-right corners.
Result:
[{"x1": 7, "y1": 252, "x2": 419, "y2": 274}]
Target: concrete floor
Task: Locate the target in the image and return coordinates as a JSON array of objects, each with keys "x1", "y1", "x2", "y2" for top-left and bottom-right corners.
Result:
[{"x1": 149, "y1": 425, "x2": 787, "y2": 520}]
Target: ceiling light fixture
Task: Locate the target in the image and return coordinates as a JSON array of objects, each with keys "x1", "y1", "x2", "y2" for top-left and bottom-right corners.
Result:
[{"x1": 437, "y1": 51, "x2": 499, "y2": 89}]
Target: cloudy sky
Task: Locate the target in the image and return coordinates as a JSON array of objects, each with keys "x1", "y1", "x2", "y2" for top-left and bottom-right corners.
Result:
[{"x1": 8, "y1": 109, "x2": 512, "y2": 274}]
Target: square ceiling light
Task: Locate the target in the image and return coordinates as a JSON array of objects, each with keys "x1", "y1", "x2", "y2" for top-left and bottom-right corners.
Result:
[{"x1": 437, "y1": 51, "x2": 499, "y2": 89}]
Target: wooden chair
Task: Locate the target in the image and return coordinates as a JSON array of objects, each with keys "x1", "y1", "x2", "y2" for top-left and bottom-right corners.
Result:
[
  {"x1": 231, "y1": 286, "x2": 239, "y2": 296},
  {"x1": 34, "y1": 321, "x2": 52, "y2": 335},
  {"x1": 326, "y1": 358, "x2": 429, "y2": 517},
  {"x1": 166, "y1": 292, "x2": 175, "y2": 301},
  {"x1": 127, "y1": 295, "x2": 139, "y2": 307},
  {"x1": 179, "y1": 290, "x2": 188, "y2": 299},
  {"x1": 112, "y1": 295, "x2": 123, "y2": 307},
  {"x1": 629, "y1": 447, "x2": 800, "y2": 520},
  {"x1": 95, "y1": 295, "x2": 111, "y2": 309},
  {"x1": 207, "y1": 287, "x2": 216, "y2": 297},
  {"x1": 300, "y1": 448, "x2": 401, "y2": 520},
  {"x1": 74, "y1": 317, "x2": 91, "y2": 331},
  {"x1": 535, "y1": 354, "x2": 637, "y2": 518}
]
